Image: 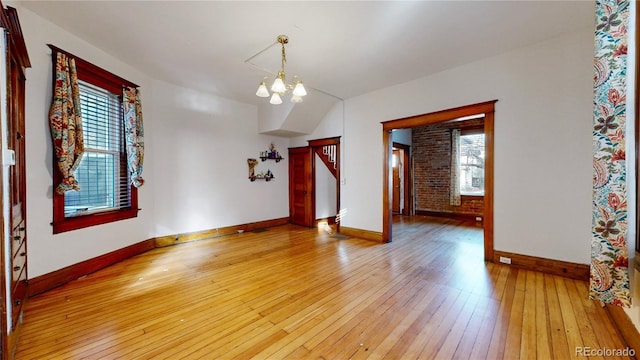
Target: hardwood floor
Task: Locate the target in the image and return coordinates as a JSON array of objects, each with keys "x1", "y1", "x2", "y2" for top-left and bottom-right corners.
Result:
[{"x1": 15, "y1": 216, "x2": 631, "y2": 359}]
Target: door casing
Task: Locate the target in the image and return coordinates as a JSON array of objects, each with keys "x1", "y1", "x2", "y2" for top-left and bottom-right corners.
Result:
[
  {"x1": 288, "y1": 137, "x2": 341, "y2": 229},
  {"x1": 382, "y1": 100, "x2": 496, "y2": 261}
]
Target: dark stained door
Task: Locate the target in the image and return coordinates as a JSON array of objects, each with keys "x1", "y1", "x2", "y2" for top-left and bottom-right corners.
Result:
[{"x1": 289, "y1": 147, "x2": 313, "y2": 227}]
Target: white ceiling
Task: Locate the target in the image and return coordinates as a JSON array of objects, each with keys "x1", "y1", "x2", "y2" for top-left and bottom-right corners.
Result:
[{"x1": 20, "y1": 1, "x2": 595, "y2": 106}]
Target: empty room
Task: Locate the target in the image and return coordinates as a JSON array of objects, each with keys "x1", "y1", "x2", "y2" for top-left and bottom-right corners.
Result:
[{"x1": 0, "y1": 0, "x2": 635, "y2": 359}]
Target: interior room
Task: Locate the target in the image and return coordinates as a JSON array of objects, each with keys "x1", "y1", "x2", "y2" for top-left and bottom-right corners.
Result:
[{"x1": 0, "y1": 0, "x2": 636, "y2": 359}]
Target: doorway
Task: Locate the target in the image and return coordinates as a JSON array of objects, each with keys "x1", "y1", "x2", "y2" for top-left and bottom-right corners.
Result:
[
  {"x1": 392, "y1": 143, "x2": 411, "y2": 215},
  {"x1": 288, "y1": 137, "x2": 341, "y2": 230},
  {"x1": 382, "y1": 100, "x2": 496, "y2": 261}
]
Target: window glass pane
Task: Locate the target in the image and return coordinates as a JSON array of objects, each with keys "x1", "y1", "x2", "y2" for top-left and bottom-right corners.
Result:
[
  {"x1": 459, "y1": 134, "x2": 484, "y2": 196},
  {"x1": 63, "y1": 82, "x2": 128, "y2": 216},
  {"x1": 64, "y1": 152, "x2": 115, "y2": 216},
  {"x1": 79, "y1": 84, "x2": 119, "y2": 152}
]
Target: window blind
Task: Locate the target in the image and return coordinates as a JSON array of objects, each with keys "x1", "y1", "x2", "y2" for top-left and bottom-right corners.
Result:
[{"x1": 64, "y1": 81, "x2": 130, "y2": 216}]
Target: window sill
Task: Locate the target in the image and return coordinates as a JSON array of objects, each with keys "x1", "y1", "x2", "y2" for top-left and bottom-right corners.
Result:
[
  {"x1": 461, "y1": 194, "x2": 484, "y2": 200},
  {"x1": 53, "y1": 208, "x2": 138, "y2": 234}
]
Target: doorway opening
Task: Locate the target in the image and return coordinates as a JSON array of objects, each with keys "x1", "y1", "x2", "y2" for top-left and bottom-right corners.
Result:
[
  {"x1": 392, "y1": 142, "x2": 412, "y2": 216},
  {"x1": 288, "y1": 137, "x2": 341, "y2": 232},
  {"x1": 382, "y1": 100, "x2": 496, "y2": 261}
]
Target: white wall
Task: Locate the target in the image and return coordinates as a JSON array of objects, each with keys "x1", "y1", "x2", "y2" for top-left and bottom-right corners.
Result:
[
  {"x1": 150, "y1": 80, "x2": 289, "y2": 237},
  {"x1": 290, "y1": 101, "x2": 344, "y2": 147},
  {"x1": 336, "y1": 28, "x2": 594, "y2": 264}
]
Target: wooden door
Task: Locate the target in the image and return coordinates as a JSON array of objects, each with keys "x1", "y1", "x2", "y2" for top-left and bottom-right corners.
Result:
[
  {"x1": 392, "y1": 149, "x2": 401, "y2": 213},
  {"x1": 289, "y1": 147, "x2": 313, "y2": 227}
]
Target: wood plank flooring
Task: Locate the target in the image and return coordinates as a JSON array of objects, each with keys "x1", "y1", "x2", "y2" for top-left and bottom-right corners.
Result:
[{"x1": 14, "y1": 216, "x2": 631, "y2": 359}]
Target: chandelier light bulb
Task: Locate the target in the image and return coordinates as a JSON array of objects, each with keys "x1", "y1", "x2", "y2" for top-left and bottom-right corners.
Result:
[
  {"x1": 271, "y1": 72, "x2": 286, "y2": 93},
  {"x1": 255, "y1": 81, "x2": 269, "y2": 97},
  {"x1": 292, "y1": 81, "x2": 307, "y2": 97},
  {"x1": 270, "y1": 92, "x2": 283, "y2": 105}
]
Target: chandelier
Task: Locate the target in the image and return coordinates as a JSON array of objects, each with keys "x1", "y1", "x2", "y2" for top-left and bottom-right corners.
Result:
[{"x1": 255, "y1": 35, "x2": 307, "y2": 105}]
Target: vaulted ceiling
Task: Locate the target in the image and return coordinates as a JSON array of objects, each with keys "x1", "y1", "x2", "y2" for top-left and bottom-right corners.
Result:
[{"x1": 19, "y1": 1, "x2": 595, "y2": 108}]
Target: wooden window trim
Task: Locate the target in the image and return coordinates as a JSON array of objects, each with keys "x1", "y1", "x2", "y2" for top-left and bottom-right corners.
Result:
[
  {"x1": 49, "y1": 45, "x2": 139, "y2": 234},
  {"x1": 461, "y1": 194, "x2": 484, "y2": 200}
]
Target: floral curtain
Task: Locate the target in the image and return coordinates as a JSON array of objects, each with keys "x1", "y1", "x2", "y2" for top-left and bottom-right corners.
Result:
[
  {"x1": 450, "y1": 129, "x2": 461, "y2": 206},
  {"x1": 49, "y1": 52, "x2": 84, "y2": 195},
  {"x1": 123, "y1": 87, "x2": 144, "y2": 187},
  {"x1": 590, "y1": 0, "x2": 630, "y2": 307}
]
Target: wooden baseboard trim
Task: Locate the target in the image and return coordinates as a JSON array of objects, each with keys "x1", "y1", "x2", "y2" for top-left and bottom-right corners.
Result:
[
  {"x1": 415, "y1": 210, "x2": 482, "y2": 222},
  {"x1": 28, "y1": 239, "x2": 156, "y2": 297},
  {"x1": 155, "y1": 217, "x2": 290, "y2": 247},
  {"x1": 340, "y1": 227, "x2": 384, "y2": 243},
  {"x1": 29, "y1": 217, "x2": 291, "y2": 297},
  {"x1": 604, "y1": 304, "x2": 640, "y2": 355},
  {"x1": 493, "y1": 250, "x2": 589, "y2": 281}
]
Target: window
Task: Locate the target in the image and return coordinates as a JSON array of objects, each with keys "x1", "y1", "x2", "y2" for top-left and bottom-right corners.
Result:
[
  {"x1": 51, "y1": 46, "x2": 139, "y2": 234},
  {"x1": 64, "y1": 81, "x2": 130, "y2": 216},
  {"x1": 459, "y1": 133, "x2": 485, "y2": 196}
]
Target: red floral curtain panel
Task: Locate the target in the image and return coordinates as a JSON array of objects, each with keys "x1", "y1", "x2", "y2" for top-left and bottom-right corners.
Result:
[
  {"x1": 590, "y1": 0, "x2": 630, "y2": 307},
  {"x1": 123, "y1": 87, "x2": 144, "y2": 188},
  {"x1": 48, "y1": 52, "x2": 84, "y2": 194}
]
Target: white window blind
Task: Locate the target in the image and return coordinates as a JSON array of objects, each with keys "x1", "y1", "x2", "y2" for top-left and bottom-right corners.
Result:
[{"x1": 64, "y1": 81, "x2": 130, "y2": 216}]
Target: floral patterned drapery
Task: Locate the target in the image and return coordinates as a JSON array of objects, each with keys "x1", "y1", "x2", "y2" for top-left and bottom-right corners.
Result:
[
  {"x1": 590, "y1": 0, "x2": 630, "y2": 307},
  {"x1": 450, "y1": 129, "x2": 461, "y2": 206},
  {"x1": 49, "y1": 52, "x2": 84, "y2": 195},
  {"x1": 123, "y1": 87, "x2": 144, "y2": 188}
]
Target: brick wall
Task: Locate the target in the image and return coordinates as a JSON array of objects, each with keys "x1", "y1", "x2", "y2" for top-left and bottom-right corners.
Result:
[{"x1": 412, "y1": 119, "x2": 484, "y2": 216}]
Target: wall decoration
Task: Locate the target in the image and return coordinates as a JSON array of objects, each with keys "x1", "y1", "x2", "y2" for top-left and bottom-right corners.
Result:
[
  {"x1": 248, "y1": 156, "x2": 275, "y2": 182},
  {"x1": 260, "y1": 143, "x2": 283, "y2": 162},
  {"x1": 248, "y1": 158, "x2": 258, "y2": 178},
  {"x1": 590, "y1": 0, "x2": 630, "y2": 307}
]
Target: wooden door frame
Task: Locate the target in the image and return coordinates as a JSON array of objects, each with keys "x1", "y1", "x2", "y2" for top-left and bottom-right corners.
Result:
[
  {"x1": 308, "y1": 137, "x2": 341, "y2": 232},
  {"x1": 392, "y1": 142, "x2": 412, "y2": 216},
  {"x1": 382, "y1": 100, "x2": 496, "y2": 261},
  {"x1": 289, "y1": 137, "x2": 341, "y2": 230},
  {"x1": 391, "y1": 148, "x2": 401, "y2": 213}
]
